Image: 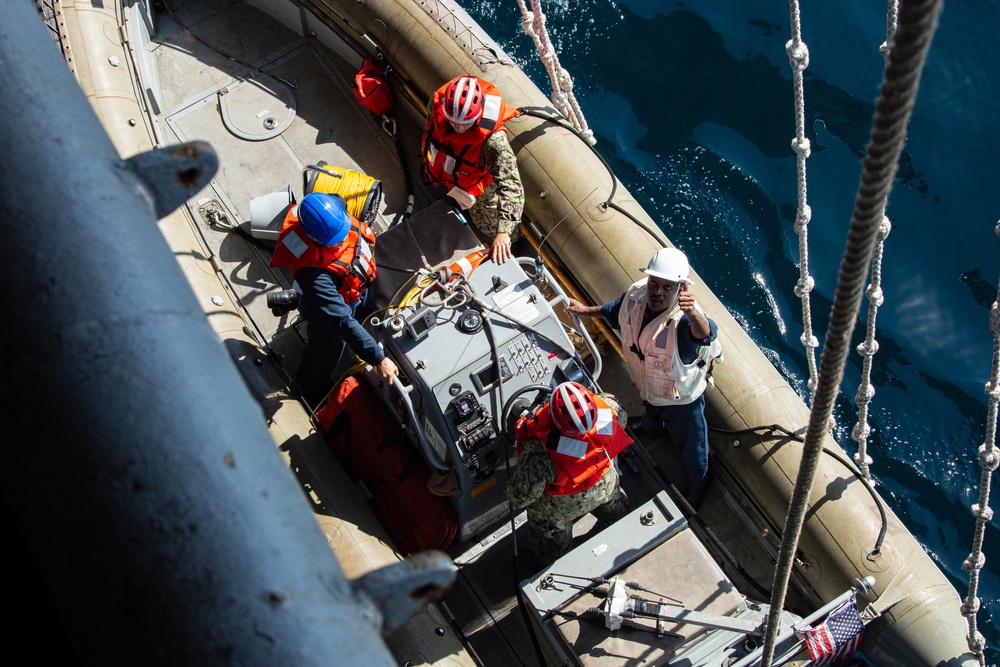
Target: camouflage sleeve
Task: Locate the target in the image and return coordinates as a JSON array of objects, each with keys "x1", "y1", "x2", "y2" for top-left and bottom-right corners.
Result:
[
  {"x1": 504, "y1": 438, "x2": 556, "y2": 509},
  {"x1": 483, "y1": 131, "x2": 524, "y2": 236},
  {"x1": 597, "y1": 392, "x2": 628, "y2": 426}
]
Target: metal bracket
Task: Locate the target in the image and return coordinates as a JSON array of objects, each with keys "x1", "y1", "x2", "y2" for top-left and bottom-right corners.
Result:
[
  {"x1": 123, "y1": 141, "x2": 219, "y2": 220},
  {"x1": 350, "y1": 552, "x2": 457, "y2": 632}
]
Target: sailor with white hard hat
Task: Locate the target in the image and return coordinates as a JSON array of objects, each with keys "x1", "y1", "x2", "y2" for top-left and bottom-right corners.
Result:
[{"x1": 565, "y1": 247, "x2": 722, "y2": 507}]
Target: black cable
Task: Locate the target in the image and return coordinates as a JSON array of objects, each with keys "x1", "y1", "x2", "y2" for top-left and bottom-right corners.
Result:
[
  {"x1": 707, "y1": 423, "x2": 889, "y2": 556},
  {"x1": 516, "y1": 108, "x2": 667, "y2": 249},
  {"x1": 437, "y1": 601, "x2": 486, "y2": 667}
]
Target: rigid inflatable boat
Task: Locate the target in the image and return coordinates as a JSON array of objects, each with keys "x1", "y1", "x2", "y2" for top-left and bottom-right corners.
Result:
[{"x1": 3, "y1": 0, "x2": 977, "y2": 665}]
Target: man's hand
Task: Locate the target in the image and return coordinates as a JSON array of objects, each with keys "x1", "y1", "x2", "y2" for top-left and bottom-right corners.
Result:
[
  {"x1": 491, "y1": 232, "x2": 512, "y2": 264},
  {"x1": 678, "y1": 281, "x2": 696, "y2": 314},
  {"x1": 376, "y1": 357, "x2": 399, "y2": 385},
  {"x1": 565, "y1": 298, "x2": 601, "y2": 318},
  {"x1": 678, "y1": 281, "x2": 712, "y2": 339}
]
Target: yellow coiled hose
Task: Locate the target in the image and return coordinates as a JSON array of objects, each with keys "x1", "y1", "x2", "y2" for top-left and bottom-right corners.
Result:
[{"x1": 308, "y1": 164, "x2": 381, "y2": 224}]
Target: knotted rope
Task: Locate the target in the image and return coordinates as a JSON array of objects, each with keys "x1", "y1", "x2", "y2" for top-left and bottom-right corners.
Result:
[
  {"x1": 786, "y1": 0, "x2": 820, "y2": 398},
  {"x1": 960, "y1": 256, "x2": 998, "y2": 666},
  {"x1": 515, "y1": 0, "x2": 594, "y2": 144},
  {"x1": 850, "y1": 0, "x2": 900, "y2": 482}
]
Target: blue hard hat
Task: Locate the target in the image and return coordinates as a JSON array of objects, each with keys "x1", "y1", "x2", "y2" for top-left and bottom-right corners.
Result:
[{"x1": 298, "y1": 193, "x2": 350, "y2": 246}]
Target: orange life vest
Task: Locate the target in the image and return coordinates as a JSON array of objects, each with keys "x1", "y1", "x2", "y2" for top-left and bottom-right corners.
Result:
[
  {"x1": 422, "y1": 77, "x2": 519, "y2": 197},
  {"x1": 515, "y1": 395, "x2": 633, "y2": 496},
  {"x1": 268, "y1": 205, "x2": 377, "y2": 306}
]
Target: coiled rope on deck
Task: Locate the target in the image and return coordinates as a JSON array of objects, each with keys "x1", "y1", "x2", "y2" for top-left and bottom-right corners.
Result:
[
  {"x1": 515, "y1": 0, "x2": 595, "y2": 145},
  {"x1": 760, "y1": 1, "x2": 942, "y2": 665},
  {"x1": 309, "y1": 166, "x2": 380, "y2": 223},
  {"x1": 961, "y1": 275, "x2": 999, "y2": 666}
]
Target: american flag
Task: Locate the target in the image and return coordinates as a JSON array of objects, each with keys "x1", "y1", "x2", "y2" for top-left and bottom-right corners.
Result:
[{"x1": 802, "y1": 598, "x2": 865, "y2": 666}]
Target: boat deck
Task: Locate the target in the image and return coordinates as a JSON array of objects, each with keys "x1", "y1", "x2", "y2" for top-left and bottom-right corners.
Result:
[
  {"x1": 152, "y1": 0, "x2": 433, "y2": 368},
  {"x1": 145, "y1": 1, "x2": 808, "y2": 663}
]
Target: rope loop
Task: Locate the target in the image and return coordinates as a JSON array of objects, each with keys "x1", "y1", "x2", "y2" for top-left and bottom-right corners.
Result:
[
  {"x1": 971, "y1": 503, "x2": 995, "y2": 521},
  {"x1": 963, "y1": 552, "x2": 986, "y2": 573},
  {"x1": 985, "y1": 380, "x2": 1000, "y2": 401},
  {"x1": 785, "y1": 39, "x2": 810, "y2": 70},
  {"x1": 799, "y1": 332, "x2": 819, "y2": 349},
  {"x1": 961, "y1": 597, "x2": 982, "y2": 615},
  {"x1": 793, "y1": 204, "x2": 812, "y2": 233},
  {"x1": 866, "y1": 284, "x2": 885, "y2": 306},
  {"x1": 977, "y1": 443, "x2": 999, "y2": 471},
  {"x1": 853, "y1": 450, "x2": 874, "y2": 466},
  {"x1": 791, "y1": 136, "x2": 811, "y2": 157},
  {"x1": 793, "y1": 275, "x2": 814, "y2": 297},
  {"x1": 381, "y1": 115, "x2": 396, "y2": 137},
  {"x1": 857, "y1": 339, "x2": 880, "y2": 356}
]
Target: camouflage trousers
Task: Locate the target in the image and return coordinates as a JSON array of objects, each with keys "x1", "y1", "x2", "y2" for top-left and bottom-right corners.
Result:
[{"x1": 525, "y1": 465, "x2": 629, "y2": 564}]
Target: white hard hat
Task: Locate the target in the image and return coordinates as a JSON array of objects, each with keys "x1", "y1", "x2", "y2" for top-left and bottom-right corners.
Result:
[{"x1": 641, "y1": 247, "x2": 692, "y2": 284}]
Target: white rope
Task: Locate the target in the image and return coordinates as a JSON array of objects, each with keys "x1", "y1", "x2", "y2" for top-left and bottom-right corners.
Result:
[
  {"x1": 515, "y1": 0, "x2": 595, "y2": 144},
  {"x1": 880, "y1": 0, "x2": 900, "y2": 58},
  {"x1": 850, "y1": 0, "x2": 899, "y2": 481},
  {"x1": 960, "y1": 228, "x2": 999, "y2": 667},
  {"x1": 786, "y1": 0, "x2": 819, "y2": 399},
  {"x1": 851, "y1": 216, "x2": 890, "y2": 480}
]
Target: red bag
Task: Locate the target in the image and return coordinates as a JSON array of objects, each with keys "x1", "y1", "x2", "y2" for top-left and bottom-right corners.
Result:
[
  {"x1": 316, "y1": 377, "x2": 457, "y2": 554},
  {"x1": 353, "y1": 58, "x2": 394, "y2": 116}
]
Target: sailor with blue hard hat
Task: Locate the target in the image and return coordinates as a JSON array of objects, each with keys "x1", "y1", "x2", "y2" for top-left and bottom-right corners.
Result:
[
  {"x1": 269, "y1": 192, "x2": 398, "y2": 405},
  {"x1": 298, "y1": 192, "x2": 352, "y2": 245}
]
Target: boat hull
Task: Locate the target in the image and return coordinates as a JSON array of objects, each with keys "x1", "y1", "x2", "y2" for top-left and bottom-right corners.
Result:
[
  {"x1": 56, "y1": 0, "x2": 978, "y2": 663},
  {"x1": 306, "y1": 1, "x2": 976, "y2": 664}
]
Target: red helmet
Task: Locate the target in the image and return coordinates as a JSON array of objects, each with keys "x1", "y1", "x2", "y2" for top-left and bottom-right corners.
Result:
[
  {"x1": 442, "y1": 76, "x2": 484, "y2": 124},
  {"x1": 550, "y1": 382, "x2": 599, "y2": 437}
]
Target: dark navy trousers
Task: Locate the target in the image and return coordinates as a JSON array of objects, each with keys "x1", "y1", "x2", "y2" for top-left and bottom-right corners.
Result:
[{"x1": 639, "y1": 394, "x2": 709, "y2": 496}]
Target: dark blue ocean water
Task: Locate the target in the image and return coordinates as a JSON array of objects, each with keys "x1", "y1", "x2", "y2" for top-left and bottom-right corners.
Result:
[{"x1": 465, "y1": 0, "x2": 999, "y2": 661}]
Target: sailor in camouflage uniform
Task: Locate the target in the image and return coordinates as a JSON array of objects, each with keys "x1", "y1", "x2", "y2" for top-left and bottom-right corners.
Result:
[
  {"x1": 466, "y1": 131, "x2": 523, "y2": 258},
  {"x1": 506, "y1": 383, "x2": 633, "y2": 564},
  {"x1": 422, "y1": 75, "x2": 524, "y2": 264}
]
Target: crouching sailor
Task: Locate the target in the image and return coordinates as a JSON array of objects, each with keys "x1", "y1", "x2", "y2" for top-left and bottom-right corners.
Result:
[
  {"x1": 268, "y1": 192, "x2": 398, "y2": 405},
  {"x1": 506, "y1": 382, "x2": 633, "y2": 565}
]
